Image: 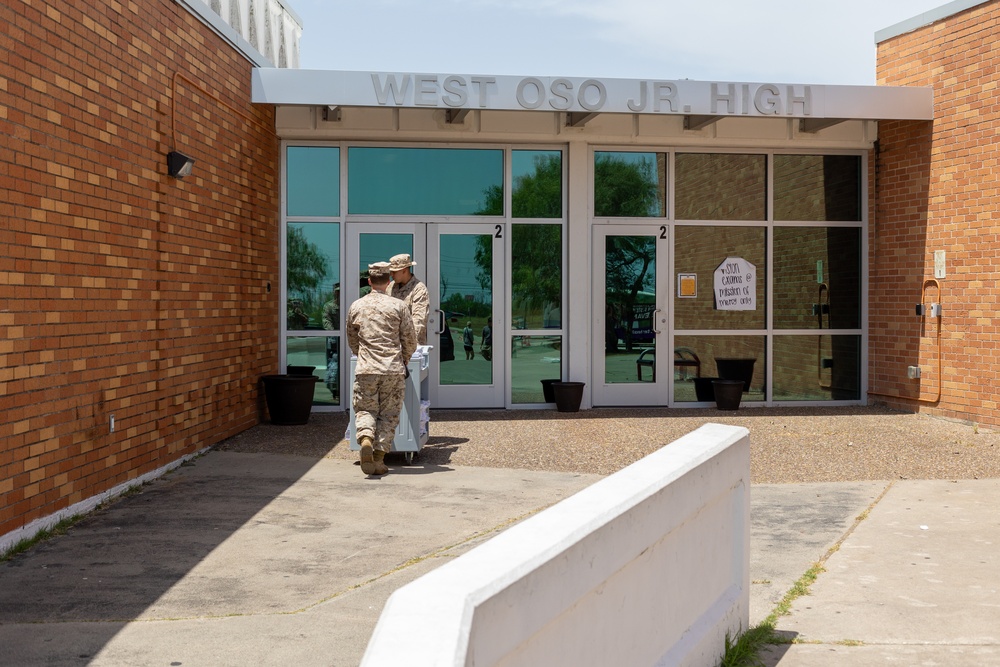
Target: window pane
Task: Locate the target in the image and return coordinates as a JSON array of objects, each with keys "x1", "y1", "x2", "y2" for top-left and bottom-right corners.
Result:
[
  {"x1": 348, "y1": 147, "x2": 503, "y2": 215},
  {"x1": 604, "y1": 235, "x2": 657, "y2": 384},
  {"x1": 511, "y1": 336, "x2": 563, "y2": 403},
  {"x1": 674, "y1": 226, "x2": 766, "y2": 330},
  {"x1": 285, "y1": 336, "x2": 339, "y2": 406},
  {"x1": 773, "y1": 227, "x2": 861, "y2": 329},
  {"x1": 512, "y1": 224, "x2": 562, "y2": 330},
  {"x1": 673, "y1": 335, "x2": 765, "y2": 402},
  {"x1": 287, "y1": 147, "x2": 339, "y2": 217},
  {"x1": 594, "y1": 152, "x2": 666, "y2": 217},
  {"x1": 774, "y1": 155, "x2": 861, "y2": 221},
  {"x1": 440, "y1": 234, "x2": 493, "y2": 385},
  {"x1": 513, "y1": 150, "x2": 562, "y2": 218},
  {"x1": 675, "y1": 153, "x2": 766, "y2": 220},
  {"x1": 772, "y1": 335, "x2": 861, "y2": 400},
  {"x1": 287, "y1": 223, "x2": 340, "y2": 331}
]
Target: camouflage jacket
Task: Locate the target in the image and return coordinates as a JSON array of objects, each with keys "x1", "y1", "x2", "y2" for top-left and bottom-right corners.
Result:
[
  {"x1": 346, "y1": 290, "x2": 418, "y2": 375},
  {"x1": 390, "y1": 276, "x2": 429, "y2": 345}
]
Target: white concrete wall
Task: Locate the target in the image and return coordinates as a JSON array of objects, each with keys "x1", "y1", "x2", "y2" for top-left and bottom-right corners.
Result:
[{"x1": 362, "y1": 423, "x2": 750, "y2": 667}]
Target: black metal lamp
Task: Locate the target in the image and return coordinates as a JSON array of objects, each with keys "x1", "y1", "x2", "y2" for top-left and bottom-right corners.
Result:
[{"x1": 167, "y1": 150, "x2": 196, "y2": 178}]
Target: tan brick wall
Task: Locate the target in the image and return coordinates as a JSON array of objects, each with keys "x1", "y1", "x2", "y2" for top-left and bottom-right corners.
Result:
[
  {"x1": 0, "y1": 2, "x2": 279, "y2": 538},
  {"x1": 874, "y1": 1, "x2": 1000, "y2": 425}
]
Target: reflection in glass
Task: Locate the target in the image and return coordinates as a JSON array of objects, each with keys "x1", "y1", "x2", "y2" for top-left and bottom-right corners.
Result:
[
  {"x1": 673, "y1": 335, "x2": 765, "y2": 402},
  {"x1": 604, "y1": 235, "x2": 656, "y2": 384},
  {"x1": 675, "y1": 153, "x2": 766, "y2": 220},
  {"x1": 511, "y1": 336, "x2": 563, "y2": 403},
  {"x1": 287, "y1": 222, "x2": 340, "y2": 331},
  {"x1": 285, "y1": 336, "x2": 339, "y2": 406},
  {"x1": 439, "y1": 234, "x2": 493, "y2": 386},
  {"x1": 772, "y1": 335, "x2": 860, "y2": 400},
  {"x1": 359, "y1": 233, "x2": 412, "y2": 296},
  {"x1": 512, "y1": 150, "x2": 562, "y2": 218},
  {"x1": 348, "y1": 147, "x2": 503, "y2": 215},
  {"x1": 774, "y1": 155, "x2": 861, "y2": 221},
  {"x1": 674, "y1": 226, "x2": 766, "y2": 330},
  {"x1": 594, "y1": 152, "x2": 666, "y2": 217},
  {"x1": 773, "y1": 227, "x2": 861, "y2": 330},
  {"x1": 512, "y1": 224, "x2": 562, "y2": 330},
  {"x1": 287, "y1": 146, "x2": 340, "y2": 217}
]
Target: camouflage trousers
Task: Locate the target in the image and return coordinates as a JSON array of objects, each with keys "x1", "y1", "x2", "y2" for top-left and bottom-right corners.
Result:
[{"x1": 352, "y1": 373, "x2": 406, "y2": 453}]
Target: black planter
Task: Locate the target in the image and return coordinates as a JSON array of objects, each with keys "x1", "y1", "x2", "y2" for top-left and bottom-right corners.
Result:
[
  {"x1": 262, "y1": 374, "x2": 320, "y2": 425},
  {"x1": 286, "y1": 365, "x2": 316, "y2": 376},
  {"x1": 552, "y1": 381, "x2": 585, "y2": 413},
  {"x1": 693, "y1": 377, "x2": 720, "y2": 402},
  {"x1": 712, "y1": 379, "x2": 744, "y2": 410},
  {"x1": 715, "y1": 358, "x2": 756, "y2": 392},
  {"x1": 540, "y1": 378, "x2": 561, "y2": 403}
]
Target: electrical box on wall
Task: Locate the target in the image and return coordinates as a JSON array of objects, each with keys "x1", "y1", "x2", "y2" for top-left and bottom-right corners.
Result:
[
  {"x1": 934, "y1": 251, "x2": 946, "y2": 279},
  {"x1": 907, "y1": 366, "x2": 921, "y2": 379}
]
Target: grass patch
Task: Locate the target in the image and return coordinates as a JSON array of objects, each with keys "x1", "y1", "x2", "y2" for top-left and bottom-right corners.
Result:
[
  {"x1": 720, "y1": 622, "x2": 777, "y2": 667},
  {"x1": 1, "y1": 482, "x2": 148, "y2": 563},
  {"x1": 0, "y1": 514, "x2": 83, "y2": 563}
]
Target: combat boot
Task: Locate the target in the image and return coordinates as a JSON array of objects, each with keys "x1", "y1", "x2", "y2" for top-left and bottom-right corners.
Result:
[
  {"x1": 371, "y1": 449, "x2": 389, "y2": 476},
  {"x1": 359, "y1": 436, "x2": 376, "y2": 475}
]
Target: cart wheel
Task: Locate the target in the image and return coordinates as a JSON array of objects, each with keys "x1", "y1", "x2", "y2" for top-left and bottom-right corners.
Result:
[{"x1": 405, "y1": 451, "x2": 415, "y2": 465}]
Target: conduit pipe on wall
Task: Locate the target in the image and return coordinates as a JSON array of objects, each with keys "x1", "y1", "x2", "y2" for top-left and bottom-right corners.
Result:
[{"x1": 868, "y1": 278, "x2": 942, "y2": 405}]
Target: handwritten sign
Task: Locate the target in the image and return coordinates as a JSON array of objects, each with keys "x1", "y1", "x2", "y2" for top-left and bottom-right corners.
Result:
[{"x1": 714, "y1": 257, "x2": 756, "y2": 311}]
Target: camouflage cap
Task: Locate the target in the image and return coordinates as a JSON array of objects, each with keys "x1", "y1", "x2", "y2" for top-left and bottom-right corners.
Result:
[
  {"x1": 367, "y1": 261, "x2": 391, "y2": 280},
  {"x1": 388, "y1": 253, "x2": 417, "y2": 271}
]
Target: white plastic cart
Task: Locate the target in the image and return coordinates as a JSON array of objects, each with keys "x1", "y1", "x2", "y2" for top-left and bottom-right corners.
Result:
[{"x1": 348, "y1": 350, "x2": 429, "y2": 464}]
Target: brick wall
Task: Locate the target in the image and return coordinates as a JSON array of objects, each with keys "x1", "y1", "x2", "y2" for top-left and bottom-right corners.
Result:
[
  {"x1": 0, "y1": 2, "x2": 279, "y2": 540},
  {"x1": 874, "y1": 1, "x2": 1000, "y2": 425}
]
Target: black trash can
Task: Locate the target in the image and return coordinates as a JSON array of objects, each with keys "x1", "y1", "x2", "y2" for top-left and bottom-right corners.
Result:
[
  {"x1": 693, "y1": 377, "x2": 720, "y2": 402},
  {"x1": 540, "y1": 378, "x2": 561, "y2": 403},
  {"x1": 552, "y1": 381, "x2": 585, "y2": 413},
  {"x1": 712, "y1": 379, "x2": 744, "y2": 410},
  {"x1": 262, "y1": 374, "x2": 320, "y2": 425}
]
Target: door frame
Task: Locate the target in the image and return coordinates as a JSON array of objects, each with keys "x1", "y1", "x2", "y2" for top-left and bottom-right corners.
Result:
[
  {"x1": 345, "y1": 221, "x2": 505, "y2": 409},
  {"x1": 591, "y1": 224, "x2": 672, "y2": 406}
]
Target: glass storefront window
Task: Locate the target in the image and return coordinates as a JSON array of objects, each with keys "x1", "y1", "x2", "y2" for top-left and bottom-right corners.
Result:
[
  {"x1": 674, "y1": 226, "x2": 766, "y2": 330},
  {"x1": 773, "y1": 227, "x2": 861, "y2": 330},
  {"x1": 772, "y1": 335, "x2": 861, "y2": 401},
  {"x1": 511, "y1": 224, "x2": 562, "y2": 330},
  {"x1": 287, "y1": 147, "x2": 339, "y2": 217},
  {"x1": 511, "y1": 336, "x2": 563, "y2": 403},
  {"x1": 774, "y1": 155, "x2": 861, "y2": 221},
  {"x1": 348, "y1": 147, "x2": 503, "y2": 215},
  {"x1": 674, "y1": 153, "x2": 766, "y2": 221},
  {"x1": 673, "y1": 335, "x2": 765, "y2": 402},
  {"x1": 512, "y1": 150, "x2": 562, "y2": 218},
  {"x1": 286, "y1": 222, "x2": 340, "y2": 331},
  {"x1": 594, "y1": 152, "x2": 666, "y2": 217}
]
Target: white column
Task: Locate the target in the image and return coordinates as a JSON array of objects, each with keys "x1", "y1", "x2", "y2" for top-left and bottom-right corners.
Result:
[{"x1": 565, "y1": 140, "x2": 592, "y2": 408}]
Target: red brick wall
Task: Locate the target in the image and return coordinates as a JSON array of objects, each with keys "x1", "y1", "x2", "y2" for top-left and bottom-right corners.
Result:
[
  {"x1": 0, "y1": 2, "x2": 279, "y2": 539},
  {"x1": 874, "y1": 1, "x2": 1000, "y2": 426}
]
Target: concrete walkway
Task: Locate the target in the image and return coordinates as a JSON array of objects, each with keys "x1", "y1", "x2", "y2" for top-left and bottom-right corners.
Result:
[{"x1": 0, "y1": 450, "x2": 997, "y2": 666}]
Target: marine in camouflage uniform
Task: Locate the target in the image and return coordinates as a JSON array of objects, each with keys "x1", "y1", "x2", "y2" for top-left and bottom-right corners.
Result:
[
  {"x1": 346, "y1": 262, "x2": 418, "y2": 476},
  {"x1": 388, "y1": 253, "x2": 429, "y2": 345}
]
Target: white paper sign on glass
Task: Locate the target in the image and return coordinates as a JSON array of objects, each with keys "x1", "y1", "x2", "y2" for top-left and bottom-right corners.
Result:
[{"x1": 714, "y1": 257, "x2": 756, "y2": 311}]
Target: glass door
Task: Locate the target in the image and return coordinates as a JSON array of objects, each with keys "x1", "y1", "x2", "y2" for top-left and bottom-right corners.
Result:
[
  {"x1": 591, "y1": 225, "x2": 671, "y2": 406},
  {"x1": 427, "y1": 223, "x2": 505, "y2": 408},
  {"x1": 346, "y1": 222, "x2": 504, "y2": 408}
]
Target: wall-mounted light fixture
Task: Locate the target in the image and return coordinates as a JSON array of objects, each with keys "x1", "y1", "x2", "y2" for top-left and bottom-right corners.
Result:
[{"x1": 167, "y1": 150, "x2": 196, "y2": 178}]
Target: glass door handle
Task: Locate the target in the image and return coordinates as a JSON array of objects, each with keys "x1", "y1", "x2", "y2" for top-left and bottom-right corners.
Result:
[
  {"x1": 653, "y1": 309, "x2": 663, "y2": 334},
  {"x1": 434, "y1": 309, "x2": 446, "y2": 335}
]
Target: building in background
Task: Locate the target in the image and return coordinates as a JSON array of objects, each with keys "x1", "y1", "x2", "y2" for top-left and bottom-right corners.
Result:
[{"x1": 3, "y1": 0, "x2": 998, "y2": 552}]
